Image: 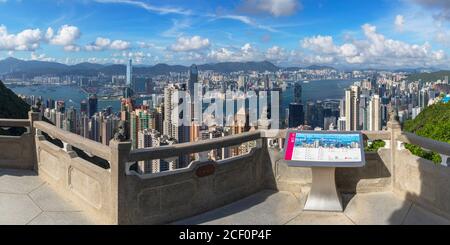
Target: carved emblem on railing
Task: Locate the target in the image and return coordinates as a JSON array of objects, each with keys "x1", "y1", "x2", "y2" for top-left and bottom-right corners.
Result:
[{"x1": 196, "y1": 163, "x2": 216, "y2": 178}]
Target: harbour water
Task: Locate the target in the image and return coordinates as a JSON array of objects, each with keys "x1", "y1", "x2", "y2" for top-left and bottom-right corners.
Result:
[{"x1": 10, "y1": 79, "x2": 356, "y2": 114}]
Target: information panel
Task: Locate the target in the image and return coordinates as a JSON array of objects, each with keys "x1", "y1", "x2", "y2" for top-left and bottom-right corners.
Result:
[{"x1": 284, "y1": 131, "x2": 365, "y2": 168}]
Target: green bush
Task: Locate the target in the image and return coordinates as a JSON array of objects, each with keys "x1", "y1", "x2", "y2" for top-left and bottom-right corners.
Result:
[
  {"x1": 403, "y1": 102, "x2": 449, "y2": 164},
  {"x1": 365, "y1": 140, "x2": 386, "y2": 152},
  {"x1": 404, "y1": 144, "x2": 442, "y2": 164}
]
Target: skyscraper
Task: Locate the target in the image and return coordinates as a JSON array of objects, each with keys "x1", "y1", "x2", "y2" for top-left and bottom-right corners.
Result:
[
  {"x1": 345, "y1": 85, "x2": 360, "y2": 131},
  {"x1": 188, "y1": 64, "x2": 198, "y2": 97},
  {"x1": 368, "y1": 94, "x2": 381, "y2": 131},
  {"x1": 80, "y1": 100, "x2": 88, "y2": 115},
  {"x1": 126, "y1": 59, "x2": 133, "y2": 87},
  {"x1": 90, "y1": 114, "x2": 101, "y2": 142},
  {"x1": 163, "y1": 85, "x2": 178, "y2": 140},
  {"x1": 288, "y1": 103, "x2": 304, "y2": 128},
  {"x1": 288, "y1": 82, "x2": 304, "y2": 128},
  {"x1": 137, "y1": 129, "x2": 161, "y2": 174},
  {"x1": 65, "y1": 107, "x2": 77, "y2": 133},
  {"x1": 294, "y1": 82, "x2": 302, "y2": 103},
  {"x1": 88, "y1": 94, "x2": 98, "y2": 118}
]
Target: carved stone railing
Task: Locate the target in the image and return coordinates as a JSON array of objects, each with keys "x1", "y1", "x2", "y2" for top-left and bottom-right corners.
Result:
[
  {"x1": 0, "y1": 112, "x2": 39, "y2": 169},
  {"x1": 397, "y1": 132, "x2": 450, "y2": 166},
  {"x1": 116, "y1": 131, "x2": 269, "y2": 224},
  {"x1": 2, "y1": 111, "x2": 450, "y2": 223},
  {"x1": 33, "y1": 120, "x2": 117, "y2": 225},
  {"x1": 393, "y1": 130, "x2": 450, "y2": 220}
]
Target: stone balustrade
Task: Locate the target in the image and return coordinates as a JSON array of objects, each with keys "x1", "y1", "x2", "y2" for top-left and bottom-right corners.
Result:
[
  {"x1": 0, "y1": 111, "x2": 450, "y2": 224},
  {"x1": 0, "y1": 112, "x2": 38, "y2": 170}
]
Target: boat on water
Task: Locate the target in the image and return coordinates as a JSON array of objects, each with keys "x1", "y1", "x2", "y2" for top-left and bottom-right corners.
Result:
[{"x1": 303, "y1": 80, "x2": 310, "y2": 84}]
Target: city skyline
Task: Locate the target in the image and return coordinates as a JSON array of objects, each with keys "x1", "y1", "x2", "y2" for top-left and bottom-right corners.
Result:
[{"x1": 0, "y1": 0, "x2": 450, "y2": 69}]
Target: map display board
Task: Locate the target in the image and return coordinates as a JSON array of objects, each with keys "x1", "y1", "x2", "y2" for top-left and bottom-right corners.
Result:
[{"x1": 284, "y1": 131, "x2": 366, "y2": 167}]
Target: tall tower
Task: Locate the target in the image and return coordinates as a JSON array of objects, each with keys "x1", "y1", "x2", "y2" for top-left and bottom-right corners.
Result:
[
  {"x1": 188, "y1": 64, "x2": 198, "y2": 97},
  {"x1": 368, "y1": 94, "x2": 381, "y2": 131},
  {"x1": 344, "y1": 85, "x2": 360, "y2": 131},
  {"x1": 288, "y1": 82, "x2": 304, "y2": 128},
  {"x1": 88, "y1": 94, "x2": 98, "y2": 118},
  {"x1": 294, "y1": 82, "x2": 302, "y2": 103},
  {"x1": 126, "y1": 59, "x2": 133, "y2": 87}
]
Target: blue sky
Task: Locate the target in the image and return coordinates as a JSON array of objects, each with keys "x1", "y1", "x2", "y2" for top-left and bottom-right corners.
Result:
[{"x1": 1, "y1": 0, "x2": 450, "y2": 68}]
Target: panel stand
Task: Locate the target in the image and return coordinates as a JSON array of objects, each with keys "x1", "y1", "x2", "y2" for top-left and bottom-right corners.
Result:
[{"x1": 304, "y1": 167, "x2": 343, "y2": 212}]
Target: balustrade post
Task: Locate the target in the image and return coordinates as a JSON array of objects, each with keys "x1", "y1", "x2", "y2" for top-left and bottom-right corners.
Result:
[
  {"x1": 29, "y1": 111, "x2": 40, "y2": 171},
  {"x1": 109, "y1": 139, "x2": 132, "y2": 225},
  {"x1": 387, "y1": 110, "x2": 401, "y2": 190}
]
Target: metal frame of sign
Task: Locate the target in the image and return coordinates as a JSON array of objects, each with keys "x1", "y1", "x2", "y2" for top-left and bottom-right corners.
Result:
[{"x1": 283, "y1": 130, "x2": 366, "y2": 168}]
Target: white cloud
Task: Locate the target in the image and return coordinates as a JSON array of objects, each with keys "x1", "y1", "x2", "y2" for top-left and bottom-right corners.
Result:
[
  {"x1": 64, "y1": 45, "x2": 81, "y2": 52},
  {"x1": 208, "y1": 47, "x2": 234, "y2": 62},
  {"x1": 30, "y1": 52, "x2": 56, "y2": 62},
  {"x1": 48, "y1": 25, "x2": 80, "y2": 46},
  {"x1": 86, "y1": 37, "x2": 130, "y2": 51},
  {"x1": 265, "y1": 46, "x2": 287, "y2": 61},
  {"x1": 207, "y1": 43, "x2": 263, "y2": 62},
  {"x1": 302, "y1": 35, "x2": 338, "y2": 54},
  {"x1": 85, "y1": 37, "x2": 111, "y2": 51},
  {"x1": 110, "y1": 40, "x2": 131, "y2": 50},
  {"x1": 170, "y1": 36, "x2": 210, "y2": 52},
  {"x1": 395, "y1": 15, "x2": 405, "y2": 32},
  {"x1": 0, "y1": 25, "x2": 42, "y2": 51},
  {"x1": 301, "y1": 23, "x2": 447, "y2": 67}
]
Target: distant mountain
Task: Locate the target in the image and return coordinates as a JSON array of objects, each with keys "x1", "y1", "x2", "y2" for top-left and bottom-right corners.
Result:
[
  {"x1": 406, "y1": 70, "x2": 450, "y2": 82},
  {"x1": 305, "y1": 65, "x2": 336, "y2": 70},
  {"x1": 282, "y1": 65, "x2": 336, "y2": 71},
  {"x1": 0, "y1": 58, "x2": 281, "y2": 77}
]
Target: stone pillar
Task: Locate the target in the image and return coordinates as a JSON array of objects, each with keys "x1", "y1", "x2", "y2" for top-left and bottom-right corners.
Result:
[
  {"x1": 29, "y1": 111, "x2": 40, "y2": 171},
  {"x1": 386, "y1": 110, "x2": 401, "y2": 191},
  {"x1": 109, "y1": 139, "x2": 132, "y2": 225}
]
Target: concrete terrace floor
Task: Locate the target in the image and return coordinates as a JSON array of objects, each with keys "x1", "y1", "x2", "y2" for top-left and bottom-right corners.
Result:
[
  {"x1": 1, "y1": 169, "x2": 450, "y2": 225},
  {"x1": 175, "y1": 190, "x2": 450, "y2": 225},
  {"x1": 0, "y1": 169, "x2": 95, "y2": 225}
]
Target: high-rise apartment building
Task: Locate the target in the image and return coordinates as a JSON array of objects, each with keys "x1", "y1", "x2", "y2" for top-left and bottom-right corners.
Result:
[
  {"x1": 368, "y1": 94, "x2": 381, "y2": 131},
  {"x1": 288, "y1": 82, "x2": 304, "y2": 128},
  {"x1": 88, "y1": 94, "x2": 98, "y2": 118},
  {"x1": 188, "y1": 64, "x2": 198, "y2": 97},
  {"x1": 137, "y1": 129, "x2": 161, "y2": 174},
  {"x1": 345, "y1": 85, "x2": 360, "y2": 131},
  {"x1": 163, "y1": 85, "x2": 179, "y2": 140}
]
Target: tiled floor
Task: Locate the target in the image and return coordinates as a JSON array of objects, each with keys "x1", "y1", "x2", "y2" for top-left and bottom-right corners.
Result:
[
  {"x1": 0, "y1": 169, "x2": 95, "y2": 225},
  {"x1": 176, "y1": 191, "x2": 450, "y2": 225},
  {"x1": 2, "y1": 168, "x2": 450, "y2": 225}
]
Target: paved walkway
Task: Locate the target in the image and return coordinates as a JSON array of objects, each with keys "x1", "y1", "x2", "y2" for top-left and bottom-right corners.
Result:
[
  {"x1": 0, "y1": 169, "x2": 95, "y2": 225},
  {"x1": 2, "y1": 168, "x2": 450, "y2": 225},
  {"x1": 175, "y1": 190, "x2": 450, "y2": 225}
]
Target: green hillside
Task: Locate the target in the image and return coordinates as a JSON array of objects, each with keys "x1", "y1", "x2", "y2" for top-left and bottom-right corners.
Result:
[
  {"x1": 0, "y1": 80, "x2": 30, "y2": 135},
  {"x1": 403, "y1": 102, "x2": 450, "y2": 163},
  {"x1": 406, "y1": 71, "x2": 450, "y2": 83}
]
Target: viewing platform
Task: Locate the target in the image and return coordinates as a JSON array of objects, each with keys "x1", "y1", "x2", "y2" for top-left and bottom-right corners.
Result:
[{"x1": 1, "y1": 112, "x2": 450, "y2": 225}]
